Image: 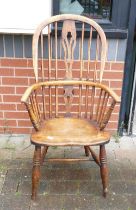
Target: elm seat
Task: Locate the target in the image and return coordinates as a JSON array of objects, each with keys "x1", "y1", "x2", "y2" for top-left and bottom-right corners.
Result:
[{"x1": 31, "y1": 118, "x2": 110, "y2": 146}]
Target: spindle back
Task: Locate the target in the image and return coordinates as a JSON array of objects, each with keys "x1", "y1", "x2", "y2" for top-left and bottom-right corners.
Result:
[
  {"x1": 30, "y1": 15, "x2": 110, "y2": 125},
  {"x1": 32, "y1": 14, "x2": 107, "y2": 83}
]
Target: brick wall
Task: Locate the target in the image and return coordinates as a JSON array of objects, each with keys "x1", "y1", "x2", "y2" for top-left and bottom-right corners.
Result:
[{"x1": 0, "y1": 58, "x2": 124, "y2": 134}]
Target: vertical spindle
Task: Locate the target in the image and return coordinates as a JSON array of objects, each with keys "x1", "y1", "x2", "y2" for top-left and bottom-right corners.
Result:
[
  {"x1": 41, "y1": 32, "x2": 44, "y2": 81},
  {"x1": 80, "y1": 22, "x2": 84, "y2": 79},
  {"x1": 49, "y1": 86, "x2": 52, "y2": 118},
  {"x1": 34, "y1": 90, "x2": 41, "y2": 122},
  {"x1": 90, "y1": 86, "x2": 95, "y2": 119},
  {"x1": 55, "y1": 22, "x2": 58, "y2": 117},
  {"x1": 48, "y1": 24, "x2": 51, "y2": 80},
  {"x1": 96, "y1": 89, "x2": 103, "y2": 121},
  {"x1": 85, "y1": 85, "x2": 89, "y2": 118},
  {"x1": 99, "y1": 93, "x2": 109, "y2": 124},
  {"x1": 41, "y1": 32, "x2": 46, "y2": 119},
  {"x1": 87, "y1": 26, "x2": 92, "y2": 79},
  {"x1": 97, "y1": 91, "x2": 107, "y2": 123},
  {"x1": 94, "y1": 34, "x2": 100, "y2": 82},
  {"x1": 78, "y1": 85, "x2": 82, "y2": 118},
  {"x1": 48, "y1": 24, "x2": 52, "y2": 118}
]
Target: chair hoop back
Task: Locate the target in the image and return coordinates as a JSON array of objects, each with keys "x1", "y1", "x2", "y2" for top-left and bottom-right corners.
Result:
[{"x1": 32, "y1": 14, "x2": 107, "y2": 83}]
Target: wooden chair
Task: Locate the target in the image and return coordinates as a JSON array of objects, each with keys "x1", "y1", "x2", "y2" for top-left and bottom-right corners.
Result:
[{"x1": 21, "y1": 14, "x2": 120, "y2": 200}]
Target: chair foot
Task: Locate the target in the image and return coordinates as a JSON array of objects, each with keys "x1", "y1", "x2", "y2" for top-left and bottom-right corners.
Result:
[
  {"x1": 100, "y1": 144, "x2": 108, "y2": 198},
  {"x1": 31, "y1": 193, "x2": 36, "y2": 201},
  {"x1": 103, "y1": 188, "x2": 108, "y2": 198},
  {"x1": 84, "y1": 146, "x2": 90, "y2": 156},
  {"x1": 31, "y1": 146, "x2": 41, "y2": 200}
]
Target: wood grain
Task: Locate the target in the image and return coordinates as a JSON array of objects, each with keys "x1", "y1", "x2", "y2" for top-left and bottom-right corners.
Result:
[{"x1": 31, "y1": 118, "x2": 110, "y2": 146}]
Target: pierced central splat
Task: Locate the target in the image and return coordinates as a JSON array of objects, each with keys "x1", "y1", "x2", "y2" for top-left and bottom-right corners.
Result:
[
  {"x1": 62, "y1": 20, "x2": 76, "y2": 80},
  {"x1": 64, "y1": 85, "x2": 74, "y2": 117},
  {"x1": 62, "y1": 20, "x2": 76, "y2": 117}
]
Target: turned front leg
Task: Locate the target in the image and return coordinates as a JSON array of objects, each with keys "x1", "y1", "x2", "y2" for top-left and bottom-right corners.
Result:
[
  {"x1": 100, "y1": 144, "x2": 108, "y2": 197},
  {"x1": 31, "y1": 146, "x2": 41, "y2": 200}
]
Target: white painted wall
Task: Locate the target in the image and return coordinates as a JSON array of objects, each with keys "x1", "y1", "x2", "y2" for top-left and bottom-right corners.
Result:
[{"x1": 0, "y1": 0, "x2": 51, "y2": 34}]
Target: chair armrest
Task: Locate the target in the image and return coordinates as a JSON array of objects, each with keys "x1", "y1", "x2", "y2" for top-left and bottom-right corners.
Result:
[
  {"x1": 21, "y1": 81, "x2": 121, "y2": 131},
  {"x1": 21, "y1": 85, "x2": 41, "y2": 131},
  {"x1": 21, "y1": 81, "x2": 121, "y2": 104},
  {"x1": 95, "y1": 84, "x2": 121, "y2": 130},
  {"x1": 97, "y1": 83, "x2": 121, "y2": 104},
  {"x1": 21, "y1": 85, "x2": 35, "y2": 103}
]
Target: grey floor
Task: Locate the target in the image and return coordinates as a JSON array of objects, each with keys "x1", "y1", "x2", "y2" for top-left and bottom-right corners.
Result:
[{"x1": 0, "y1": 134, "x2": 136, "y2": 210}]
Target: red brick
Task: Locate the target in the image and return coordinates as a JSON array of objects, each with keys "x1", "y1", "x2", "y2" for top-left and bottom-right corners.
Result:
[
  {"x1": 49, "y1": 60, "x2": 56, "y2": 69},
  {"x1": 104, "y1": 62, "x2": 111, "y2": 71},
  {"x1": 27, "y1": 59, "x2": 33, "y2": 67},
  {"x1": 28, "y1": 59, "x2": 66, "y2": 70},
  {"x1": 28, "y1": 78, "x2": 36, "y2": 85},
  {"x1": 96, "y1": 62, "x2": 111, "y2": 71},
  {"x1": 109, "y1": 114, "x2": 119, "y2": 122},
  {"x1": 16, "y1": 87, "x2": 28, "y2": 95},
  {"x1": 11, "y1": 127, "x2": 32, "y2": 134},
  {"x1": 72, "y1": 70, "x2": 80, "y2": 78},
  {"x1": 15, "y1": 68, "x2": 34, "y2": 77},
  {"x1": 0, "y1": 112, "x2": 3, "y2": 118},
  {"x1": 0, "y1": 95, "x2": 2, "y2": 103},
  {"x1": 84, "y1": 61, "x2": 95, "y2": 70},
  {"x1": 58, "y1": 60, "x2": 65, "y2": 69},
  {"x1": 1, "y1": 58, "x2": 27, "y2": 67},
  {"x1": 111, "y1": 63, "x2": 124, "y2": 70},
  {"x1": 2, "y1": 77, "x2": 28, "y2": 86},
  {"x1": 103, "y1": 72, "x2": 123, "y2": 80},
  {"x1": 18, "y1": 120, "x2": 32, "y2": 127},
  {"x1": 57, "y1": 70, "x2": 65, "y2": 79},
  {"x1": 36, "y1": 59, "x2": 49, "y2": 68},
  {"x1": 110, "y1": 81, "x2": 123, "y2": 88},
  {"x1": 72, "y1": 61, "x2": 81, "y2": 69},
  {"x1": 0, "y1": 127, "x2": 4, "y2": 133},
  {"x1": 101, "y1": 80, "x2": 110, "y2": 87},
  {"x1": 113, "y1": 89, "x2": 122, "y2": 96},
  {"x1": 39, "y1": 59, "x2": 46, "y2": 66},
  {"x1": 0, "y1": 119, "x2": 17, "y2": 127},
  {"x1": 106, "y1": 121, "x2": 118, "y2": 130},
  {"x1": 17, "y1": 103, "x2": 26, "y2": 111},
  {"x1": 0, "y1": 104, "x2": 16, "y2": 111},
  {"x1": 4, "y1": 111, "x2": 29, "y2": 119},
  {"x1": 0, "y1": 68, "x2": 14, "y2": 76},
  {"x1": 3, "y1": 95, "x2": 21, "y2": 103},
  {"x1": 113, "y1": 105, "x2": 120, "y2": 113},
  {"x1": 0, "y1": 86, "x2": 15, "y2": 94}
]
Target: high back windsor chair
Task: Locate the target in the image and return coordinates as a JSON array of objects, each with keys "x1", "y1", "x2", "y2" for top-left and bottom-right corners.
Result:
[{"x1": 21, "y1": 14, "x2": 120, "y2": 200}]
